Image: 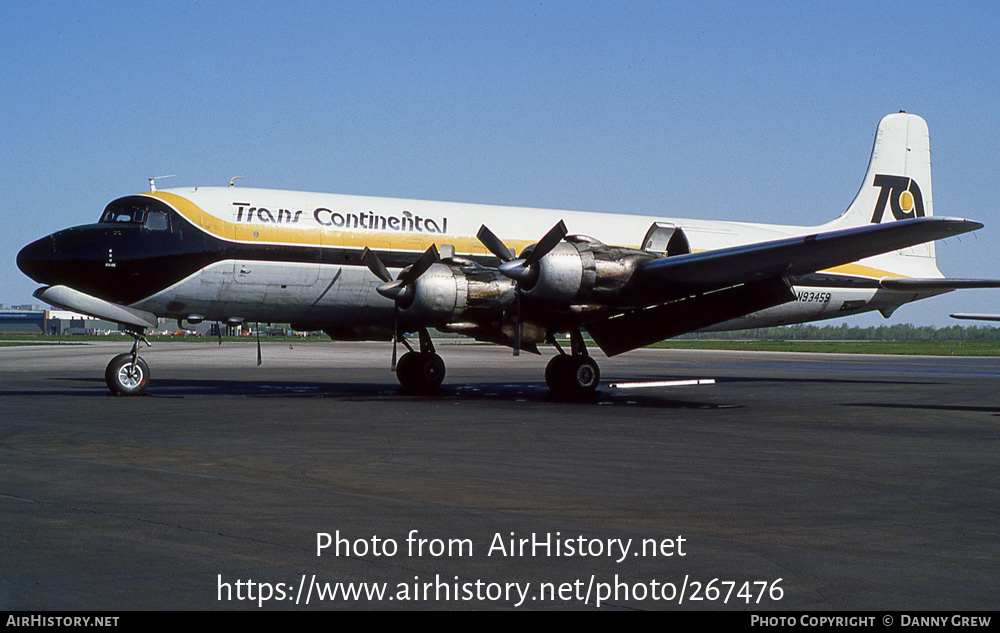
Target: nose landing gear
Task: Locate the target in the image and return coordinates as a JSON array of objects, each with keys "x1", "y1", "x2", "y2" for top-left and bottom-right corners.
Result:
[{"x1": 105, "y1": 331, "x2": 151, "y2": 396}]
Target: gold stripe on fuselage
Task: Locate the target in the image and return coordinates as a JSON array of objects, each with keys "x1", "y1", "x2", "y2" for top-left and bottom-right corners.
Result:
[
  {"x1": 824, "y1": 262, "x2": 905, "y2": 279},
  {"x1": 147, "y1": 190, "x2": 536, "y2": 256},
  {"x1": 147, "y1": 191, "x2": 906, "y2": 281}
]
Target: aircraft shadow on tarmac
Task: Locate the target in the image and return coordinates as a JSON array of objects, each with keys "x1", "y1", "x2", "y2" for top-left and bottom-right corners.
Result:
[
  {"x1": 9, "y1": 374, "x2": 945, "y2": 408},
  {"x1": 11, "y1": 376, "x2": 745, "y2": 409},
  {"x1": 844, "y1": 402, "x2": 1000, "y2": 415},
  {"x1": 718, "y1": 376, "x2": 941, "y2": 386}
]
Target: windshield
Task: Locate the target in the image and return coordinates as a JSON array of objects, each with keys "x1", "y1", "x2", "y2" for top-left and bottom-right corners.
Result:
[{"x1": 99, "y1": 196, "x2": 171, "y2": 230}]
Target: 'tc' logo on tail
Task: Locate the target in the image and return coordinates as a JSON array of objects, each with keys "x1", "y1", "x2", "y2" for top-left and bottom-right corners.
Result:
[{"x1": 871, "y1": 174, "x2": 925, "y2": 224}]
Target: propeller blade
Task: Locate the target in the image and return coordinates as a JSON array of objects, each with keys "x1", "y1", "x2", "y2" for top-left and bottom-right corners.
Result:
[
  {"x1": 361, "y1": 247, "x2": 393, "y2": 283},
  {"x1": 398, "y1": 245, "x2": 439, "y2": 285},
  {"x1": 513, "y1": 294, "x2": 521, "y2": 357},
  {"x1": 256, "y1": 323, "x2": 262, "y2": 366},
  {"x1": 391, "y1": 306, "x2": 399, "y2": 371},
  {"x1": 524, "y1": 220, "x2": 567, "y2": 266},
  {"x1": 476, "y1": 225, "x2": 515, "y2": 262}
]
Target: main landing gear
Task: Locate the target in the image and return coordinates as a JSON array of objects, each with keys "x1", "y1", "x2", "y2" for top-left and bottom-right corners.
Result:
[
  {"x1": 545, "y1": 330, "x2": 600, "y2": 399},
  {"x1": 391, "y1": 328, "x2": 601, "y2": 399},
  {"x1": 105, "y1": 331, "x2": 151, "y2": 396},
  {"x1": 394, "y1": 328, "x2": 446, "y2": 393}
]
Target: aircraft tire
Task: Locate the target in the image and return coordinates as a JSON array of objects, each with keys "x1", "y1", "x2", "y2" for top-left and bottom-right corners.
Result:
[
  {"x1": 567, "y1": 356, "x2": 600, "y2": 397},
  {"x1": 395, "y1": 352, "x2": 419, "y2": 390},
  {"x1": 105, "y1": 353, "x2": 150, "y2": 396},
  {"x1": 546, "y1": 355, "x2": 599, "y2": 399},
  {"x1": 396, "y1": 352, "x2": 445, "y2": 393},
  {"x1": 413, "y1": 353, "x2": 446, "y2": 391},
  {"x1": 545, "y1": 355, "x2": 573, "y2": 392}
]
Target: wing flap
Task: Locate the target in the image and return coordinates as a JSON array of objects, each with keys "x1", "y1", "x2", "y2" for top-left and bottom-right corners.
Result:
[{"x1": 587, "y1": 277, "x2": 795, "y2": 356}]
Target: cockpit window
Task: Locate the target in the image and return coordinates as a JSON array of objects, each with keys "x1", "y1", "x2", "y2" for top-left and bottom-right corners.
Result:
[
  {"x1": 145, "y1": 211, "x2": 169, "y2": 230},
  {"x1": 100, "y1": 196, "x2": 172, "y2": 228},
  {"x1": 101, "y1": 205, "x2": 145, "y2": 223}
]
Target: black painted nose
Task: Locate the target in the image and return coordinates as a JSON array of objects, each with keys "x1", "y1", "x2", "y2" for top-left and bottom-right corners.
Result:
[{"x1": 16, "y1": 234, "x2": 57, "y2": 284}]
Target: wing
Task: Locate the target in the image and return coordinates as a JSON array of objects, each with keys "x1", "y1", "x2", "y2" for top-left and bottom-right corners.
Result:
[
  {"x1": 33, "y1": 285, "x2": 158, "y2": 330},
  {"x1": 636, "y1": 217, "x2": 981, "y2": 287},
  {"x1": 586, "y1": 217, "x2": 983, "y2": 356}
]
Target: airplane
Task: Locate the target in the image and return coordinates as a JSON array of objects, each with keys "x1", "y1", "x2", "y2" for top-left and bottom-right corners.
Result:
[{"x1": 16, "y1": 112, "x2": 1000, "y2": 398}]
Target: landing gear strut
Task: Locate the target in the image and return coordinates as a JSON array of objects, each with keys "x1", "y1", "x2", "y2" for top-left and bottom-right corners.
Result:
[
  {"x1": 395, "y1": 328, "x2": 446, "y2": 393},
  {"x1": 545, "y1": 330, "x2": 600, "y2": 399},
  {"x1": 105, "y1": 331, "x2": 150, "y2": 396}
]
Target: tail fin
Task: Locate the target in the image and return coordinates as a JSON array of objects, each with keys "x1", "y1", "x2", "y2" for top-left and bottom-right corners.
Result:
[{"x1": 824, "y1": 112, "x2": 937, "y2": 264}]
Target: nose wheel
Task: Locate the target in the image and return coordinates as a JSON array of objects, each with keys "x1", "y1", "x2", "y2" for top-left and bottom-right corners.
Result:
[
  {"x1": 105, "y1": 332, "x2": 151, "y2": 396},
  {"x1": 105, "y1": 354, "x2": 150, "y2": 396}
]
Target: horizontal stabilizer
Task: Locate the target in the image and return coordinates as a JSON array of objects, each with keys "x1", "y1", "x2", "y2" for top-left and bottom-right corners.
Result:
[
  {"x1": 951, "y1": 313, "x2": 1000, "y2": 322},
  {"x1": 637, "y1": 217, "x2": 981, "y2": 289},
  {"x1": 879, "y1": 278, "x2": 1000, "y2": 292},
  {"x1": 33, "y1": 285, "x2": 158, "y2": 330}
]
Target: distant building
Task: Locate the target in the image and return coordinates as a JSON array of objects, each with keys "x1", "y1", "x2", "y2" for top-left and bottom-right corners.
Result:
[
  {"x1": 0, "y1": 307, "x2": 120, "y2": 335},
  {"x1": 1, "y1": 305, "x2": 287, "y2": 336}
]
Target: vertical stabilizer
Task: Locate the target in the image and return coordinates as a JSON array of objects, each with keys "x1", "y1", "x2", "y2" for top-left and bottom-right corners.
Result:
[{"x1": 824, "y1": 112, "x2": 936, "y2": 262}]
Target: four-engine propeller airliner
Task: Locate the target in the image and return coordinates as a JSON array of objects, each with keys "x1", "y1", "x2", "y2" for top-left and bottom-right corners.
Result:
[{"x1": 16, "y1": 112, "x2": 1000, "y2": 397}]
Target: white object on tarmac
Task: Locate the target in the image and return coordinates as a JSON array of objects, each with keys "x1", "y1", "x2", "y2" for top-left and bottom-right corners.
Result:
[{"x1": 608, "y1": 378, "x2": 716, "y2": 390}]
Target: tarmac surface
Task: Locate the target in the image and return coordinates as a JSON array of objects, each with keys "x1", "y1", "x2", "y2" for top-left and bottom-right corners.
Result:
[{"x1": 1, "y1": 341, "x2": 998, "y2": 610}]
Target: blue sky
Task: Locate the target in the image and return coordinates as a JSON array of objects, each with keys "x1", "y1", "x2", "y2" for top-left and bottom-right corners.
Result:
[{"x1": 3, "y1": 1, "x2": 999, "y2": 325}]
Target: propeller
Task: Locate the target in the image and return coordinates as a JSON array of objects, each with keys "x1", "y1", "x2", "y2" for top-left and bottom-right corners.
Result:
[
  {"x1": 256, "y1": 322, "x2": 262, "y2": 366},
  {"x1": 476, "y1": 221, "x2": 568, "y2": 355},
  {"x1": 361, "y1": 245, "x2": 440, "y2": 369},
  {"x1": 497, "y1": 220, "x2": 568, "y2": 285}
]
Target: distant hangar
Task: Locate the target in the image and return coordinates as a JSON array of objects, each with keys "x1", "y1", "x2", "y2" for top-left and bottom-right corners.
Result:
[{"x1": 0, "y1": 305, "x2": 119, "y2": 335}]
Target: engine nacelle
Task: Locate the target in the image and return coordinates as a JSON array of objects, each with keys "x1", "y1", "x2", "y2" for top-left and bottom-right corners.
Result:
[
  {"x1": 399, "y1": 262, "x2": 516, "y2": 324},
  {"x1": 518, "y1": 236, "x2": 656, "y2": 307}
]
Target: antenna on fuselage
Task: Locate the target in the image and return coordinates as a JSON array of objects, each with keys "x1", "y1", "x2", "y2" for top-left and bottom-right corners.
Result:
[
  {"x1": 229, "y1": 176, "x2": 245, "y2": 187},
  {"x1": 148, "y1": 175, "x2": 176, "y2": 192}
]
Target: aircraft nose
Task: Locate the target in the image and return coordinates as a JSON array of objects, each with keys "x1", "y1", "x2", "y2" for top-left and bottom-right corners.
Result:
[{"x1": 16, "y1": 234, "x2": 57, "y2": 284}]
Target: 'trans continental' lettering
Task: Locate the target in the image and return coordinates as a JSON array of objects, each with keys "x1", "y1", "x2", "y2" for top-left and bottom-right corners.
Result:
[{"x1": 316, "y1": 530, "x2": 686, "y2": 564}]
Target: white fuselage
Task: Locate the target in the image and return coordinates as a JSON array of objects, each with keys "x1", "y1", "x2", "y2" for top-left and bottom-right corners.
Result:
[{"x1": 129, "y1": 186, "x2": 940, "y2": 332}]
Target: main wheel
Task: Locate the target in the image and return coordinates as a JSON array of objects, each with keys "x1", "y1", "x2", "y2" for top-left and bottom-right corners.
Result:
[
  {"x1": 395, "y1": 351, "x2": 418, "y2": 390},
  {"x1": 396, "y1": 352, "x2": 446, "y2": 393},
  {"x1": 546, "y1": 355, "x2": 599, "y2": 399},
  {"x1": 545, "y1": 354, "x2": 574, "y2": 392},
  {"x1": 567, "y1": 356, "x2": 600, "y2": 396},
  {"x1": 105, "y1": 353, "x2": 150, "y2": 396},
  {"x1": 415, "y1": 353, "x2": 446, "y2": 390}
]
